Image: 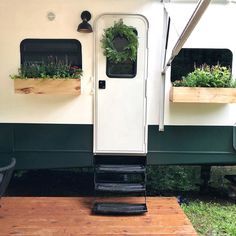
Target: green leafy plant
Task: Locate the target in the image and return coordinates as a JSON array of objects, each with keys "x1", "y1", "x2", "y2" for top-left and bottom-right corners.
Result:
[
  {"x1": 101, "y1": 19, "x2": 138, "y2": 63},
  {"x1": 147, "y1": 166, "x2": 200, "y2": 195},
  {"x1": 10, "y1": 57, "x2": 83, "y2": 79},
  {"x1": 173, "y1": 64, "x2": 236, "y2": 88}
]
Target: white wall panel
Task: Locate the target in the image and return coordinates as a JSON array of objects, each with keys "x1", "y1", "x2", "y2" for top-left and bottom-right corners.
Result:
[{"x1": 0, "y1": 0, "x2": 236, "y2": 125}]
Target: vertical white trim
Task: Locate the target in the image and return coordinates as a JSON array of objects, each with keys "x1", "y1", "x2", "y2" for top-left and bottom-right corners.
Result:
[{"x1": 159, "y1": 7, "x2": 169, "y2": 132}]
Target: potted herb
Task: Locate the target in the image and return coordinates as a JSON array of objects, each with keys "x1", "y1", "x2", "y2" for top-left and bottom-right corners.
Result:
[
  {"x1": 170, "y1": 64, "x2": 236, "y2": 103},
  {"x1": 11, "y1": 58, "x2": 82, "y2": 95}
]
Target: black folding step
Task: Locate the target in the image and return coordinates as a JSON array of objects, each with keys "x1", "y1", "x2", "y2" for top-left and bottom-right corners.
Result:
[
  {"x1": 94, "y1": 156, "x2": 146, "y2": 165},
  {"x1": 96, "y1": 164, "x2": 146, "y2": 174},
  {"x1": 225, "y1": 175, "x2": 236, "y2": 185},
  {"x1": 93, "y1": 202, "x2": 147, "y2": 215},
  {"x1": 93, "y1": 156, "x2": 147, "y2": 215},
  {"x1": 95, "y1": 183, "x2": 145, "y2": 193}
]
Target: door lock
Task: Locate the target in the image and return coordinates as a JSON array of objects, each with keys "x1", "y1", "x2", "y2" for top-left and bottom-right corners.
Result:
[{"x1": 99, "y1": 80, "x2": 106, "y2": 89}]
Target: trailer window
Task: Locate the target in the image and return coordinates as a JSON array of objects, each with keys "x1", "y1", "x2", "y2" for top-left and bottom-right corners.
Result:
[
  {"x1": 20, "y1": 39, "x2": 82, "y2": 68},
  {"x1": 171, "y1": 48, "x2": 232, "y2": 82}
]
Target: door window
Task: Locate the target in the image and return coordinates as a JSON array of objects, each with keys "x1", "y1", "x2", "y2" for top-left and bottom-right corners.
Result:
[{"x1": 106, "y1": 34, "x2": 137, "y2": 78}]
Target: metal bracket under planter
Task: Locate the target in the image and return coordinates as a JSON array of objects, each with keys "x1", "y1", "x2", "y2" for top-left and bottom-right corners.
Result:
[
  {"x1": 170, "y1": 87, "x2": 236, "y2": 103},
  {"x1": 14, "y1": 78, "x2": 81, "y2": 95},
  {"x1": 233, "y1": 124, "x2": 236, "y2": 151}
]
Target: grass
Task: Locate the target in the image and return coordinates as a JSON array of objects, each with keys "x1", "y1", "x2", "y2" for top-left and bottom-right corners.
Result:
[{"x1": 182, "y1": 200, "x2": 236, "y2": 236}]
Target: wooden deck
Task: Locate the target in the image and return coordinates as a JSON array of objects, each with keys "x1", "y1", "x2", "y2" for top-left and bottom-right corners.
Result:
[{"x1": 0, "y1": 197, "x2": 197, "y2": 236}]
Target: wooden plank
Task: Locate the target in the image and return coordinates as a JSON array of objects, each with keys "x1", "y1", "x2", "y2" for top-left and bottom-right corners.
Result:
[
  {"x1": 0, "y1": 226, "x2": 197, "y2": 236},
  {"x1": 0, "y1": 197, "x2": 197, "y2": 236},
  {"x1": 14, "y1": 79, "x2": 81, "y2": 95},
  {"x1": 170, "y1": 87, "x2": 236, "y2": 103}
]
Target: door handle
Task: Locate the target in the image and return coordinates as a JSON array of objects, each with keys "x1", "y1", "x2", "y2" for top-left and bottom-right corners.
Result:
[{"x1": 99, "y1": 80, "x2": 106, "y2": 89}]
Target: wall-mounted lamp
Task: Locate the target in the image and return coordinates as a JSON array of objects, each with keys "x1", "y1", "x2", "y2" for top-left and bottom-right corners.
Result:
[{"x1": 77, "y1": 11, "x2": 93, "y2": 33}]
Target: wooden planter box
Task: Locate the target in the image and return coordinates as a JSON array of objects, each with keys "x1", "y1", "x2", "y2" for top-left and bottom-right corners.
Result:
[
  {"x1": 14, "y1": 78, "x2": 81, "y2": 95},
  {"x1": 170, "y1": 87, "x2": 236, "y2": 103}
]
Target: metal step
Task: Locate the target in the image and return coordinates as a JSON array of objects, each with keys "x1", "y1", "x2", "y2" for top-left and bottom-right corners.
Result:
[
  {"x1": 95, "y1": 164, "x2": 146, "y2": 174},
  {"x1": 225, "y1": 175, "x2": 236, "y2": 185},
  {"x1": 94, "y1": 156, "x2": 146, "y2": 165},
  {"x1": 95, "y1": 183, "x2": 145, "y2": 193},
  {"x1": 93, "y1": 202, "x2": 147, "y2": 215}
]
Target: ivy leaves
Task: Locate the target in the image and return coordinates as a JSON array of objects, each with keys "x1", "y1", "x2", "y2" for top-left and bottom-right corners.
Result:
[{"x1": 101, "y1": 19, "x2": 138, "y2": 63}]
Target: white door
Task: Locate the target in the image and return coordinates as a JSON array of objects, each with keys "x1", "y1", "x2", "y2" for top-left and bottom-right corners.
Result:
[{"x1": 94, "y1": 14, "x2": 148, "y2": 155}]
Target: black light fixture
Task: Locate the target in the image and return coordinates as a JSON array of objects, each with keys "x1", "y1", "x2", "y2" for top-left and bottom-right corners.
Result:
[{"x1": 77, "y1": 11, "x2": 93, "y2": 33}]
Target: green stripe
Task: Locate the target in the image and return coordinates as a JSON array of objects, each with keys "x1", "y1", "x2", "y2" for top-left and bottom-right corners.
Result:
[
  {"x1": 148, "y1": 125, "x2": 236, "y2": 165},
  {"x1": 0, "y1": 124, "x2": 235, "y2": 169}
]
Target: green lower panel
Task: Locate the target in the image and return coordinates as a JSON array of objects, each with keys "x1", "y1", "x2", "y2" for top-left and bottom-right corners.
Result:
[
  {"x1": 15, "y1": 151, "x2": 93, "y2": 169},
  {"x1": 148, "y1": 125, "x2": 236, "y2": 165},
  {"x1": 0, "y1": 124, "x2": 236, "y2": 169},
  {"x1": 147, "y1": 152, "x2": 236, "y2": 165}
]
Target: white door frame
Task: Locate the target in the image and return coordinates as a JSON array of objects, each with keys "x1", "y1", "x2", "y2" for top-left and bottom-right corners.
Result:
[{"x1": 93, "y1": 14, "x2": 148, "y2": 155}]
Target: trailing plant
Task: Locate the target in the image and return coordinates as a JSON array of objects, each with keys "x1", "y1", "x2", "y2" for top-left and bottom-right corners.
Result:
[
  {"x1": 173, "y1": 64, "x2": 236, "y2": 88},
  {"x1": 10, "y1": 58, "x2": 83, "y2": 79},
  {"x1": 101, "y1": 19, "x2": 138, "y2": 63}
]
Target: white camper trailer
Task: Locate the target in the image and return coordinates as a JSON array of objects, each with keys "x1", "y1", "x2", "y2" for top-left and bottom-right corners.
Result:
[{"x1": 0, "y1": 0, "x2": 236, "y2": 169}]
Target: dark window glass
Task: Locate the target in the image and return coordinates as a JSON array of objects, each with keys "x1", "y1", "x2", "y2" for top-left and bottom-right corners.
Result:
[
  {"x1": 106, "y1": 59, "x2": 137, "y2": 78},
  {"x1": 20, "y1": 39, "x2": 82, "y2": 68},
  {"x1": 171, "y1": 48, "x2": 232, "y2": 82},
  {"x1": 106, "y1": 34, "x2": 137, "y2": 78}
]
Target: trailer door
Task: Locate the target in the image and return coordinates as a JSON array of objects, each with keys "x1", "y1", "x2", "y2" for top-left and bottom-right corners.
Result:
[{"x1": 94, "y1": 14, "x2": 148, "y2": 155}]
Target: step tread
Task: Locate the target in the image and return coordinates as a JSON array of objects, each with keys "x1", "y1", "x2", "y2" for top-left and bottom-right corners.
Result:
[
  {"x1": 96, "y1": 164, "x2": 146, "y2": 173},
  {"x1": 225, "y1": 175, "x2": 236, "y2": 185},
  {"x1": 93, "y1": 202, "x2": 147, "y2": 215},
  {"x1": 95, "y1": 183, "x2": 146, "y2": 193}
]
